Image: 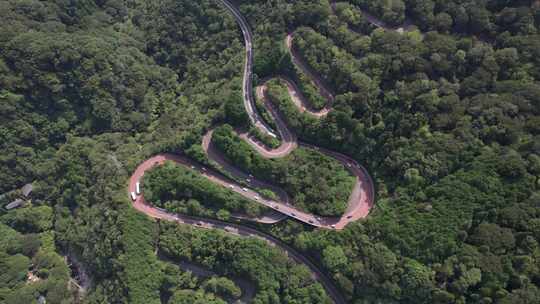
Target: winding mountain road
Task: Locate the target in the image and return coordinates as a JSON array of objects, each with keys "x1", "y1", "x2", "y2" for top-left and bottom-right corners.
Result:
[
  {"x1": 200, "y1": 0, "x2": 376, "y2": 230},
  {"x1": 131, "y1": 0, "x2": 377, "y2": 230},
  {"x1": 126, "y1": 0, "x2": 416, "y2": 302}
]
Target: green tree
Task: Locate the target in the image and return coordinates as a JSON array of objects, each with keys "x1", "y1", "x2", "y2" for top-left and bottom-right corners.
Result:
[{"x1": 322, "y1": 245, "x2": 347, "y2": 270}]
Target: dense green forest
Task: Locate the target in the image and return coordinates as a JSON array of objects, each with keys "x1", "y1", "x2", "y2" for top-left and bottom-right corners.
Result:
[
  {"x1": 0, "y1": 0, "x2": 246, "y2": 303},
  {"x1": 1, "y1": 0, "x2": 540, "y2": 303}
]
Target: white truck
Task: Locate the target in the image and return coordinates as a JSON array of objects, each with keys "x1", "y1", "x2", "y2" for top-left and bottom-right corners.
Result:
[{"x1": 136, "y1": 182, "x2": 141, "y2": 195}]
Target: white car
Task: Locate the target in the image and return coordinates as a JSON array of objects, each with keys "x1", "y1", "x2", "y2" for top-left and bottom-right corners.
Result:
[
  {"x1": 254, "y1": 196, "x2": 260, "y2": 201},
  {"x1": 130, "y1": 192, "x2": 137, "y2": 201},
  {"x1": 229, "y1": 185, "x2": 235, "y2": 189},
  {"x1": 242, "y1": 187, "x2": 248, "y2": 192}
]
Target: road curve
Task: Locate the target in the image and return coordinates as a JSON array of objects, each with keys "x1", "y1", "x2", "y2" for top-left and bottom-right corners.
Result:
[
  {"x1": 129, "y1": 155, "x2": 346, "y2": 304},
  {"x1": 285, "y1": 34, "x2": 335, "y2": 105},
  {"x1": 329, "y1": 0, "x2": 419, "y2": 34},
  {"x1": 209, "y1": 0, "x2": 375, "y2": 229}
]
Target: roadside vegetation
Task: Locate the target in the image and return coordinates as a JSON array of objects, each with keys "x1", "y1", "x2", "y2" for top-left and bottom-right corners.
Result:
[
  {"x1": 263, "y1": 78, "x2": 321, "y2": 138},
  {"x1": 212, "y1": 124, "x2": 355, "y2": 217},
  {"x1": 143, "y1": 161, "x2": 269, "y2": 219},
  {"x1": 291, "y1": 70, "x2": 329, "y2": 110}
]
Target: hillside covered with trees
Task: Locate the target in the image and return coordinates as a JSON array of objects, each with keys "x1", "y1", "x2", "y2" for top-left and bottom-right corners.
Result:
[{"x1": 1, "y1": 0, "x2": 540, "y2": 304}]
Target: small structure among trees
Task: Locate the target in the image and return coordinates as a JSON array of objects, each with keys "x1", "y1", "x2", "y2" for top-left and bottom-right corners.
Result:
[
  {"x1": 2, "y1": 182, "x2": 34, "y2": 210},
  {"x1": 5, "y1": 199, "x2": 24, "y2": 210},
  {"x1": 21, "y1": 183, "x2": 33, "y2": 197}
]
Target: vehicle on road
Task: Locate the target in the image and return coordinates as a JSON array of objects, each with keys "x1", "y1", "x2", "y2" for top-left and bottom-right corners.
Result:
[
  {"x1": 135, "y1": 182, "x2": 141, "y2": 195},
  {"x1": 130, "y1": 192, "x2": 137, "y2": 201},
  {"x1": 254, "y1": 196, "x2": 260, "y2": 201},
  {"x1": 291, "y1": 213, "x2": 296, "y2": 217},
  {"x1": 229, "y1": 185, "x2": 235, "y2": 189},
  {"x1": 347, "y1": 215, "x2": 352, "y2": 219},
  {"x1": 242, "y1": 187, "x2": 248, "y2": 192},
  {"x1": 331, "y1": 224, "x2": 336, "y2": 229}
]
